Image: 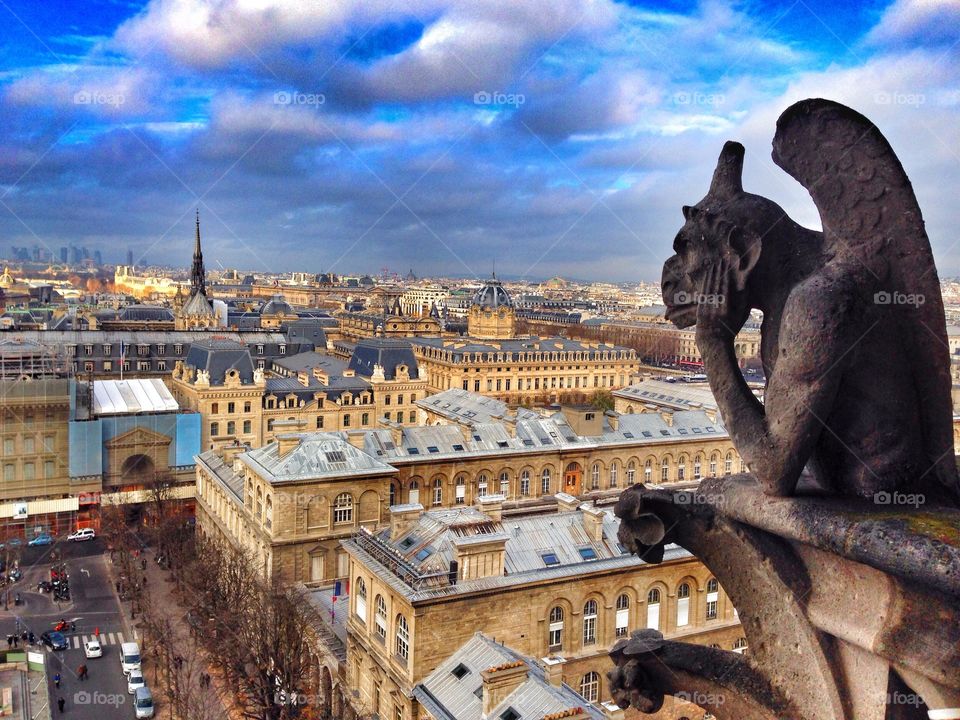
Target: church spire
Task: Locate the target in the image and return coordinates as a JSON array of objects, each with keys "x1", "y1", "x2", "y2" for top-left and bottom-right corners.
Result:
[{"x1": 190, "y1": 209, "x2": 207, "y2": 297}]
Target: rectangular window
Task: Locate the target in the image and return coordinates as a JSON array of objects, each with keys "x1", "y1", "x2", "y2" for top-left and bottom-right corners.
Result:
[
  {"x1": 2, "y1": 439, "x2": 12, "y2": 455},
  {"x1": 23, "y1": 462, "x2": 35, "y2": 480},
  {"x1": 24, "y1": 437, "x2": 34, "y2": 454},
  {"x1": 677, "y1": 596, "x2": 690, "y2": 627},
  {"x1": 157, "y1": 361, "x2": 166, "y2": 371},
  {"x1": 243, "y1": 420, "x2": 252, "y2": 434},
  {"x1": 244, "y1": 401, "x2": 252, "y2": 413},
  {"x1": 616, "y1": 608, "x2": 629, "y2": 637},
  {"x1": 228, "y1": 402, "x2": 235, "y2": 414},
  {"x1": 2, "y1": 464, "x2": 13, "y2": 481},
  {"x1": 44, "y1": 460, "x2": 55, "y2": 478}
]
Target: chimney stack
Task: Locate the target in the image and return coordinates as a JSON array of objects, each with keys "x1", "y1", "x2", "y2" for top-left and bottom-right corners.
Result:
[
  {"x1": 659, "y1": 410, "x2": 674, "y2": 427},
  {"x1": 478, "y1": 494, "x2": 504, "y2": 522},
  {"x1": 480, "y1": 661, "x2": 528, "y2": 716},
  {"x1": 555, "y1": 492, "x2": 580, "y2": 513},
  {"x1": 390, "y1": 503, "x2": 423, "y2": 541},
  {"x1": 276, "y1": 434, "x2": 301, "y2": 459},
  {"x1": 581, "y1": 504, "x2": 605, "y2": 542},
  {"x1": 540, "y1": 655, "x2": 566, "y2": 687}
]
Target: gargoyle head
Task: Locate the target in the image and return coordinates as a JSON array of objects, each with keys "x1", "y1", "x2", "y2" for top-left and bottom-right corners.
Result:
[{"x1": 661, "y1": 141, "x2": 773, "y2": 329}]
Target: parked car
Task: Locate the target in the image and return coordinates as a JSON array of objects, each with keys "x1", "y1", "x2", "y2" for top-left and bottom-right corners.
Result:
[
  {"x1": 67, "y1": 528, "x2": 96, "y2": 542},
  {"x1": 0, "y1": 538, "x2": 23, "y2": 549},
  {"x1": 120, "y1": 642, "x2": 141, "y2": 676},
  {"x1": 40, "y1": 631, "x2": 67, "y2": 650},
  {"x1": 127, "y1": 670, "x2": 145, "y2": 695},
  {"x1": 83, "y1": 639, "x2": 102, "y2": 658},
  {"x1": 27, "y1": 534, "x2": 53, "y2": 547},
  {"x1": 133, "y1": 686, "x2": 154, "y2": 718},
  {"x1": 7, "y1": 569, "x2": 21, "y2": 582}
]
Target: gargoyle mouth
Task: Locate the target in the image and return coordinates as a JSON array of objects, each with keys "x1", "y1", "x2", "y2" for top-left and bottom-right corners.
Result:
[{"x1": 664, "y1": 303, "x2": 697, "y2": 329}]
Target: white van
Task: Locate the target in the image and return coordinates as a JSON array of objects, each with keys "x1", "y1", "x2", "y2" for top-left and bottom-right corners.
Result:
[
  {"x1": 120, "y1": 641, "x2": 141, "y2": 676},
  {"x1": 134, "y1": 686, "x2": 154, "y2": 718}
]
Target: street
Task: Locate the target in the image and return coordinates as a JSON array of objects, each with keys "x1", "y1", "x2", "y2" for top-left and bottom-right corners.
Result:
[{"x1": 0, "y1": 538, "x2": 140, "y2": 719}]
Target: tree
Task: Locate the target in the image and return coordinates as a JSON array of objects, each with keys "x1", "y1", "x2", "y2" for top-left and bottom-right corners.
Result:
[{"x1": 591, "y1": 388, "x2": 615, "y2": 413}]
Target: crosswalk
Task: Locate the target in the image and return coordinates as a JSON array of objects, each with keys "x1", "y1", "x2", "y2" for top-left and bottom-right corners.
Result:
[{"x1": 65, "y1": 631, "x2": 136, "y2": 650}]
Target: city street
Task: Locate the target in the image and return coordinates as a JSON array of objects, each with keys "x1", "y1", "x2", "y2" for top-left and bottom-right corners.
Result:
[{"x1": 0, "y1": 538, "x2": 139, "y2": 719}]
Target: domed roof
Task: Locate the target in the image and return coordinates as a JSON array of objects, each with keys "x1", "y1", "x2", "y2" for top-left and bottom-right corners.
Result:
[
  {"x1": 472, "y1": 274, "x2": 513, "y2": 310},
  {"x1": 0, "y1": 267, "x2": 15, "y2": 288},
  {"x1": 261, "y1": 294, "x2": 293, "y2": 316}
]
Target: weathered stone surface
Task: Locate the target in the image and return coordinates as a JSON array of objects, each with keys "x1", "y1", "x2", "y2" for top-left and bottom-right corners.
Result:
[
  {"x1": 614, "y1": 99, "x2": 960, "y2": 719},
  {"x1": 661, "y1": 98, "x2": 959, "y2": 506}
]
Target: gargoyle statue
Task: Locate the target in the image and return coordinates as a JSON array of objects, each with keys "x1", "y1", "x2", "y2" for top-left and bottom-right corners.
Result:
[{"x1": 661, "y1": 98, "x2": 959, "y2": 506}]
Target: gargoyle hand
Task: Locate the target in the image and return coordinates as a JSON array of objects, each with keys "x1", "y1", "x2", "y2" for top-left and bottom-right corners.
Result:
[{"x1": 695, "y1": 258, "x2": 737, "y2": 342}]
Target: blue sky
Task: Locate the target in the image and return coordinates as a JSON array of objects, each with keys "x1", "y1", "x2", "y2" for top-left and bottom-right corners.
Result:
[{"x1": 0, "y1": 0, "x2": 957, "y2": 281}]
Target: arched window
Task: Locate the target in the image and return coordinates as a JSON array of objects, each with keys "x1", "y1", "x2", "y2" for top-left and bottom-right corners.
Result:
[
  {"x1": 455, "y1": 475, "x2": 466, "y2": 504},
  {"x1": 256, "y1": 487, "x2": 263, "y2": 518},
  {"x1": 660, "y1": 458, "x2": 669, "y2": 482},
  {"x1": 477, "y1": 473, "x2": 488, "y2": 498},
  {"x1": 694, "y1": 455, "x2": 703, "y2": 480},
  {"x1": 580, "y1": 672, "x2": 599, "y2": 702},
  {"x1": 541, "y1": 468, "x2": 551, "y2": 495},
  {"x1": 615, "y1": 594, "x2": 630, "y2": 637},
  {"x1": 264, "y1": 496, "x2": 273, "y2": 529},
  {"x1": 733, "y1": 637, "x2": 748, "y2": 653},
  {"x1": 647, "y1": 588, "x2": 661, "y2": 629},
  {"x1": 227, "y1": 420, "x2": 236, "y2": 435},
  {"x1": 548, "y1": 606, "x2": 564, "y2": 649},
  {"x1": 677, "y1": 582, "x2": 691, "y2": 627},
  {"x1": 389, "y1": 482, "x2": 396, "y2": 506},
  {"x1": 609, "y1": 462, "x2": 618, "y2": 487},
  {"x1": 432, "y1": 478, "x2": 442, "y2": 506},
  {"x1": 591, "y1": 463, "x2": 600, "y2": 489},
  {"x1": 408, "y1": 479, "x2": 420, "y2": 505},
  {"x1": 725, "y1": 452, "x2": 733, "y2": 475},
  {"x1": 499, "y1": 471, "x2": 510, "y2": 496},
  {"x1": 644, "y1": 459, "x2": 652, "y2": 482},
  {"x1": 395, "y1": 615, "x2": 409, "y2": 661},
  {"x1": 677, "y1": 455, "x2": 686, "y2": 482},
  {"x1": 706, "y1": 578, "x2": 719, "y2": 620},
  {"x1": 333, "y1": 493, "x2": 353, "y2": 524},
  {"x1": 519, "y1": 470, "x2": 530, "y2": 496},
  {"x1": 626, "y1": 461, "x2": 636, "y2": 484},
  {"x1": 375, "y1": 595, "x2": 387, "y2": 640},
  {"x1": 355, "y1": 578, "x2": 367, "y2": 622},
  {"x1": 583, "y1": 600, "x2": 598, "y2": 644},
  {"x1": 710, "y1": 453, "x2": 719, "y2": 477}
]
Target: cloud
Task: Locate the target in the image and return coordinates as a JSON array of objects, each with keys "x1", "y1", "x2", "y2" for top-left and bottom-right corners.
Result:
[{"x1": 866, "y1": 0, "x2": 960, "y2": 47}]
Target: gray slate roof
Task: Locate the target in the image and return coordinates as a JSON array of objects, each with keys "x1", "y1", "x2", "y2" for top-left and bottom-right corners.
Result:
[
  {"x1": 240, "y1": 433, "x2": 395, "y2": 482},
  {"x1": 413, "y1": 633, "x2": 605, "y2": 720}
]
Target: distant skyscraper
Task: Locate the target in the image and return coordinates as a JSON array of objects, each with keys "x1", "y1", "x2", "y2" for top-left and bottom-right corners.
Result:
[
  {"x1": 59, "y1": 247, "x2": 68, "y2": 263},
  {"x1": 93, "y1": 250, "x2": 102, "y2": 266},
  {"x1": 126, "y1": 249, "x2": 133, "y2": 267}
]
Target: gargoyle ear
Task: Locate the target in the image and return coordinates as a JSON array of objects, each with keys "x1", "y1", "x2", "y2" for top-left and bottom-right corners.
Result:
[
  {"x1": 682, "y1": 205, "x2": 698, "y2": 221},
  {"x1": 728, "y1": 226, "x2": 761, "y2": 292},
  {"x1": 709, "y1": 141, "x2": 745, "y2": 199}
]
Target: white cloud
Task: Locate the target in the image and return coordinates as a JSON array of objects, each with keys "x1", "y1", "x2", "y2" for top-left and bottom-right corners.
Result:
[{"x1": 866, "y1": 0, "x2": 960, "y2": 46}]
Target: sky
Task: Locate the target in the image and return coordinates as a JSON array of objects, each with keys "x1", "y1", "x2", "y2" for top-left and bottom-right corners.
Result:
[{"x1": 0, "y1": 0, "x2": 958, "y2": 282}]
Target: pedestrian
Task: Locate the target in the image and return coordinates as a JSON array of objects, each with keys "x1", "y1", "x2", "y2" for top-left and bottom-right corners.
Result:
[
  {"x1": 28, "y1": 631, "x2": 35, "y2": 645},
  {"x1": 53, "y1": 672, "x2": 60, "y2": 688},
  {"x1": 6, "y1": 635, "x2": 11, "y2": 649},
  {"x1": 141, "y1": 558, "x2": 146, "y2": 571},
  {"x1": 12, "y1": 635, "x2": 17, "y2": 648},
  {"x1": 77, "y1": 664, "x2": 87, "y2": 680},
  {"x1": 70, "y1": 621, "x2": 75, "y2": 632},
  {"x1": 57, "y1": 697, "x2": 65, "y2": 713}
]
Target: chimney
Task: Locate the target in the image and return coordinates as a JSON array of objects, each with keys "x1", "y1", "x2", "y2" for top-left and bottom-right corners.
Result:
[
  {"x1": 478, "y1": 494, "x2": 504, "y2": 522},
  {"x1": 555, "y1": 492, "x2": 580, "y2": 513},
  {"x1": 452, "y1": 533, "x2": 508, "y2": 580},
  {"x1": 480, "y1": 661, "x2": 528, "y2": 716},
  {"x1": 540, "y1": 656, "x2": 566, "y2": 687},
  {"x1": 388, "y1": 422, "x2": 404, "y2": 450},
  {"x1": 312, "y1": 367, "x2": 329, "y2": 384},
  {"x1": 276, "y1": 434, "x2": 301, "y2": 459},
  {"x1": 390, "y1": 503, "x2": 423, "y2": 541},
  {"x1": 221, "y1": 441, "x2": 247, "y2": 464},
  {"x1": 659, "y1": 410, "x2": 673, "y2": 427},
  {"x1": 581, "y1": 505, "x2": 605, "y2": 542},
  {"x1": 605, "y1": 410, "x2": 619, "y2": 431},
  {"x1": 297, "y1": 370, "x2": 310, "y2": 387},
  {"x1": 344, "y1": 431, "x2": 367, "y2": 450}
]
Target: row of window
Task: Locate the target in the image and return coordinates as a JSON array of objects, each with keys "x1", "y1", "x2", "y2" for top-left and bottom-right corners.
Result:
[
  {"x1": 1, "y1": 435, "x2": 57, "y2": 456},
  {"x1": 420, "y1": 348, "x2": 635, "y2": 363},
  {"x1": 66, "y1": 343, "x2": 284, "y2": 356},
  {"x1": 547, "y1": 581, "x2": 722, "y2": 652},
  {"x1": 2, "y1": 460, "x2": 57, "y2": 482},
  {"x1": 354, "y1": 580, "x2": 409, "y2": 663},
  {"x1": 460, "y1": 374, "x2": 626, "y2": 393}
]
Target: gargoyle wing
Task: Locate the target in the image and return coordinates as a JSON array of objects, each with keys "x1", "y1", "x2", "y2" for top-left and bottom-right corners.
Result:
[{"x1": 771, "y1": 98, "x2": 958, "y2": 502}]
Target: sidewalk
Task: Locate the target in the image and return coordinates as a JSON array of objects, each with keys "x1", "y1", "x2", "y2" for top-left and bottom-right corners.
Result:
[{"x1": 107, "y1": 548, "x2": 241, "y2": 720}]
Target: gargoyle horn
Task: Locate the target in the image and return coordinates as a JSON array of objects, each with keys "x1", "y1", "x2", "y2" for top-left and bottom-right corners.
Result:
[{"x1": 708, "y1": 141, "x2": 745, "y2": 199}]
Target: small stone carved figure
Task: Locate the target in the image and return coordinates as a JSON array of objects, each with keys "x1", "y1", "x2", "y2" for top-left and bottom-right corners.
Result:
[{"x1": 661, "y1": 98, "x2": 959, "y2": 505}]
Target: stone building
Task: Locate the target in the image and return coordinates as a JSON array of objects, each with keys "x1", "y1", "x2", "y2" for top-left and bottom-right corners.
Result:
[
  {"x1": 171, "y1": 337, "x2": 428, "y2": 451},
  {"x1": 193, "y1": 393, "x2": 741, "y2": 586},
  {"x1": 467, "y1": 274, "x2": 516, "y2": 339},
  {"x1": 343, "y1": 500, "x2": 743, "y2": 720}
]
